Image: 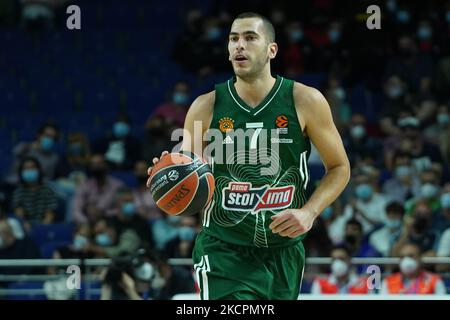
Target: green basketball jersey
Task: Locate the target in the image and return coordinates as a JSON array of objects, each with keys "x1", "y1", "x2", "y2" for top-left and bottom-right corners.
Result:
[{"x1": 202, "y1": 75, "x2": 311, "y2": 248}]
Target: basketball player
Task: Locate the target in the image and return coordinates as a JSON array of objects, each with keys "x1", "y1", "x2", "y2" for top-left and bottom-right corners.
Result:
[{"x1": 147, "y1": 12, "x2": 350, "y2": 300}]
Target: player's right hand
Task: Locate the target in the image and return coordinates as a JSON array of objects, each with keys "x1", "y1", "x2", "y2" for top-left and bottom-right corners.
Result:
[{"x1": 146, "y1": 150, "x2": 169, "y2": 188}]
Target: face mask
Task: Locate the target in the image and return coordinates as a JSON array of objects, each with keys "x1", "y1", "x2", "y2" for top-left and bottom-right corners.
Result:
[
  {"x1": 73, "y1": 234, "x2": 89, "y2": 250},
  {"x1": 151, "y1": 271, "x2": 167, "y2": 289},
  {"x1": 290, "y1": 30, "x2": 303, "y2": 42},
  {"x1": 331, "y1": 259, "x2": 349, "y2": 277},
  {"x1": 355, "y1": 183, "x2": 373, "y2": 200},
  {"x1": 437, "y1": 114, "x2": 450, "y2": 125},
  {"x1": 395, "y1": 165, "x2": 412, "y2": 178},
  {"x1": 40, "y1": 136, "x2": 55, "y2": 151},
  {"x1": 69, "y1": 142, "x2": 83, "y2": 156},
  {"x1": 113, "y1": 122, "x2": 130, "y2": 138},
  {"x1": 400, "y1": 257, "x2": 418, "y2": 275},
  {"x1": 420, "y1": 183, "x2": 439, "y2": 199},
  {"x1": 167, "y1": 215, "x2": 181, "y2": 224},
  {"x1": 397, "y1": 11, "x2": 410, "y2": 23},
  {"x1": 417, "y1": 27, "x2": 432, "y2": 40},
  {"x1": 206, "y1": 27, "x2": 221, "y2": 40},
  {"x1": 321, "y1": 207, "x2": 333, "y2": 220},
  {"x1": 22, "y1": 168, "x2": 39, "y2": 183},
  {"x1": 172, "y1": 92, "x2": 189, "y2": 105},
  {"x1": 387, "y1": 86, "x2": 403, "y2": 99},
  {"x1": 122, "y1": 202, "x2": 136, "y2": 216},
  {"x1": 328, "y1": 29, "x2": 341, "y2": 43},
  {"x1": 178, "y1": 226, "x2": 196, "y2": 241},
  {"x1": 350, "y1": 125, "x2": 365, "y2": 139},
  {"x1": 134, "y1": 262, "x2": 155, "y2": 281},
  {"x1": 441, "y1": 193, "x2": 450, "y2": 209},
  {"x1": 385, "y1": 218, "x2": 401, "y2": 229},
  {"x1": 95, "y1": 233, "x2": 112, "y2": 247},
  {"x1": 345, "y1": 234, "x2": 358, "y2": 246},
  {"x1": 334, "y1": 88, "x2": 346, "y2": 100},
  {"x1": 386, "y1": 0, "x2": 396, "y2": 12}
]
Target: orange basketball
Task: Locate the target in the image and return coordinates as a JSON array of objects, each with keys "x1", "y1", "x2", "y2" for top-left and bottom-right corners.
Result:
[{"x1": 148, "y1": 151, "x2": 215, "y2": 216}]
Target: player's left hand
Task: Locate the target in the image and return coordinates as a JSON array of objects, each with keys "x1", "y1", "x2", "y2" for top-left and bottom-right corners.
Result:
[{"x1": 269, "y1": 208, "x2": 317, "y2": 238}]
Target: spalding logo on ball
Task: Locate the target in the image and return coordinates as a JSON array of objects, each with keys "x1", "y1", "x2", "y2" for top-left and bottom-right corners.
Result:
[{"x1": 148, "y1": 151, "x2": 215, "y2": 216}]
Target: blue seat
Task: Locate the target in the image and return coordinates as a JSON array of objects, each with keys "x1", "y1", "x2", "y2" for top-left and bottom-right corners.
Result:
[
  {"x1": 29, "y1": 223, "x2": 75, "y2": 247},
  {"x1": 40, "y1": 240, "x2": 72, "y2": 259},
  {"x1": 7, "y1": 281, "x2": 47, "y2": 300}
]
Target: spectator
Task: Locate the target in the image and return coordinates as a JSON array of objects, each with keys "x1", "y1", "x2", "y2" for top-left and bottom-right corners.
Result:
[
  {"x1": 7, "y1": 123, "x2": 61, "y2": 184},
  {"x1": 311, "y1": 245, "x2": 369, "y2": 294},
  {"x1": 339, "y1": 219, "x2": 378, "y2": 259},
  {"x1": 423, "y1": 104, "x2": 450, "y2": 164},
  {"x1": 52, "y1": 223, "x2": 94, "y2": 261},
  {"x1": 142, "y1": 115, "x2": 174, "y2": 164},
  {"x1": 150, "y1": 81, "x2": 191, "y2": 129},
  {"x1": 86, "y1": 217, "x2": 141, "y2": 259},
  {"x1": 92, "y1": 113, "x2": 142, "y2": 171},
  {"x1": 151, "y1": 215, "x2": 182, "y2": 251},
  {"x1": 431, "y1": 183, "x2": 450, "y2": 234},
  {"x1": 391, "y1": 201, "x2": 439, "y2": 256},
  {"x1": 132, "y1": 160, "x2": 162, "y2": 220},
  {"x1": 382, "y1": 152, "x2": 421, "y2": 203},
  {"x1": 109, "y1": 187, "x2": 154, "y2": 249},
  {"x1": 72, "y1": 154, "x2": 124, "y2": 224},
  {"x1": 0, "y1": 219, "x2": 41, "y2": 287},
  {"x1": 165, "y1": 216, "x2": 199, "y2": 259},
  {"x1": 407, "y1": 168, "x2": 442, "y2": 214},
  {"x1": 64, "y1": 133, "x2": 91, "y2": 173},
  {"x1": 381, "y1": 243, "x2": 446, "y2": 294},
  {"x1": 12, "y1": 157, "x2": 58, "y2": 226},
  {"x1": 369, "y1": 202, "x2": 404, "y2": 257}
]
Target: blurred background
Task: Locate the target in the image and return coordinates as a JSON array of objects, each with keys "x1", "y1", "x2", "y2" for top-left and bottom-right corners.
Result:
[{"x1": 0, "y1": 0, "x2": 449, "y2": 300}]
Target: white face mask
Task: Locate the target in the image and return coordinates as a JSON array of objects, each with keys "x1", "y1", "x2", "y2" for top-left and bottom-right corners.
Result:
[
  {"x1": 331, "y1": 259, "x2": 349, "y2": 277},
  {"x1": 151, "y1": 271, "x2": 167, "y2": 289},
  {"x1": 400, "y1": 257, "x2": 418, "y2": 275},
  {"x1": 134, "y1": 262, "x2": 155, "y2": 281}
]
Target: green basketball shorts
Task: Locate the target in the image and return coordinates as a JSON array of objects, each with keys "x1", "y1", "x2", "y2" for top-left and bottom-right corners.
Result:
[{"x1": 192, "y1": 231, "x2": 305, "y2": 300}]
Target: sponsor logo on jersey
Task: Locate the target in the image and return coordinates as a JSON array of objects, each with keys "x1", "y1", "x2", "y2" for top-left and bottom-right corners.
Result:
[
  {"x1": 271, "y1": 138, "x2": 293, "y2": 144},
  {"x1": 222, "y1": 135, "x2": 234, "y2": 144},
  {"x1": 219, "y1": 117, "x2": 235, "y2": 133},
  {"x1": 222, "y1": 182, "x2": 295, "y2": 212},
  {"x1": 276, "y1": 115, "x2": 289, "y2": 128}
]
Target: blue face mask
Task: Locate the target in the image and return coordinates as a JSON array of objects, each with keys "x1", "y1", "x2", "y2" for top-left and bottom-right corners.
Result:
[
  {"x1": 40, "y1": 136, "x2": 55, "y2": 151},
  {"x1": 73, "y1": 234, "x2": 89, "y2": 250},
  {"x1": 22, "y1": 168, "x2": 39, "y2": 183},
  {"x1": 322, "y1": 207, "x2": 333, "y2": 220},
  {"x1": 440, "y1": 193, "x2": 450, "y2": 209},
  {"x1": 350, "y1": 125, "x2": 365, "y2": 139},
  {"x1": 206, "y1": 27, "x2": 221, "y2": 40},
  {"x1": 395, "y1": 165, "x2": 412, "y2": 178},
  {"x1": 290, "y1": 30, "x2": 303, "y2": 42},
  {"x1": 113, "y1": 122, "x2": 130, "y2": 138},
  {"x1": 437, "y1": 114, "x2": 449, "y2": 125},
  {"x1": 329, "y1": 30, "x2": 341, "y2": 43},
  {"x1": 122, "y1": 202, "x2": 136, "y2": 216},
  {"x1": 417, "y1": 27, "x2": 432, "y2": 40},
  {"x1": 173, "y1": 92, "x2": 189, "y2": 105},
  {"x1": 69, "y1": 142, "x2": 83, "y2": 155},
  {"x1": 385, "y1": 218, "x2": 402, "y2": 229},
  {"x1": 355, "y1": 184, "x2": 373, "y2": 201},
  {"x1": 95, "y1": 233, "x2": 112, "y2": 247},
  {"x1": 178, "y1": 226, "x2": 196, "y2": 241},
  {"x1": 397, "y1": 11, "x2": 410, "y2": 23},
  {"x1": 421, "y1": 183, "x2": 439, "y2": 199}
]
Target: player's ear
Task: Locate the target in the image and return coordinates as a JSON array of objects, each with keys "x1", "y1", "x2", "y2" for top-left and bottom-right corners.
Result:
[{"x1": 268, "y1": 42, "x2": 278, "y2": 59}]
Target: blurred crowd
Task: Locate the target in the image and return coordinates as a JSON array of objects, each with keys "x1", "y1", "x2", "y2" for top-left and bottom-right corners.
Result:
[{"x1": 0, "y1": 0, "x2": 450, "y2": 298}]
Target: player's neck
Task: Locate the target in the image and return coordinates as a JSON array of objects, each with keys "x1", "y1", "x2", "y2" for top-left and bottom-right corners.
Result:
[{"x1": 235, "y1": 71, "x2": 276, "y2": 108}]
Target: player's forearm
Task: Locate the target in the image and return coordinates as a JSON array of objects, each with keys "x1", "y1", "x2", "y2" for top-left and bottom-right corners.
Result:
[{"x1": 302, "y1": 164, "x2": 350, "y2": 218}]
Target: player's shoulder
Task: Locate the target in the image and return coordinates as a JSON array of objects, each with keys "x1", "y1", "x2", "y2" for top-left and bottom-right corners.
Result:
[
  {"x1": 292, "y1": 81, "x2": 326, "y2": 107},
  {"x1": 188, "y1": 90, "x2": 215, "y2": 116}
]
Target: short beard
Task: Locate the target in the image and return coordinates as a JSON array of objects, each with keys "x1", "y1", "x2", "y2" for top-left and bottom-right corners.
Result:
[{"x1": 234, "y1": 54, "x2": 269, "y2": 82}]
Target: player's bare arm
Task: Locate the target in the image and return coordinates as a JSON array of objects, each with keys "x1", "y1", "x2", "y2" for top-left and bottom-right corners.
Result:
[
  {"x1": 269, "y1": 83, "x2": 351, "y2": 238},
  {"x1": 146, "y1": 91, "x2": 215, "y2": 187}
]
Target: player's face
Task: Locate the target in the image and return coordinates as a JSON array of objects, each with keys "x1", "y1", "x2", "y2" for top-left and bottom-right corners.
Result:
[{"x1": 228, "y1": 18, "x2": 277, "y2": 79}]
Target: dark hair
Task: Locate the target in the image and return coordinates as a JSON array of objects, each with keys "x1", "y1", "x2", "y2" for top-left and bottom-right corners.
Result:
[
  {"x1": 386, "y1": 201, "x2": 405, "y2": 216},
  {"x1": 234, "y1": 12, "x2": 275, "y2": 43},
  {"x1": 37, "y1": 122, "x2": 59, "y2": 139},
  {"x1": 18, "y1": 157, "x2": 43, "y2": 185},
  {"x1": 346, "y1": 218, "x2": 363, "y2": 233}
]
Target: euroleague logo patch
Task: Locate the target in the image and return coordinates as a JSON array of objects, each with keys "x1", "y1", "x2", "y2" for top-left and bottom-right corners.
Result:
[
  {"x1": 276, "y1": 115, "x2": 288, "y2": 128},
  {"x1": 222, "y1": 182, "x2": 295, "y2": 212},
  {"x1": 167, "y1": 170, "x2": 179, "y2": 181},
  {"x1": 219, "y1": 117, "x2": 235, "y2": 133}
]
